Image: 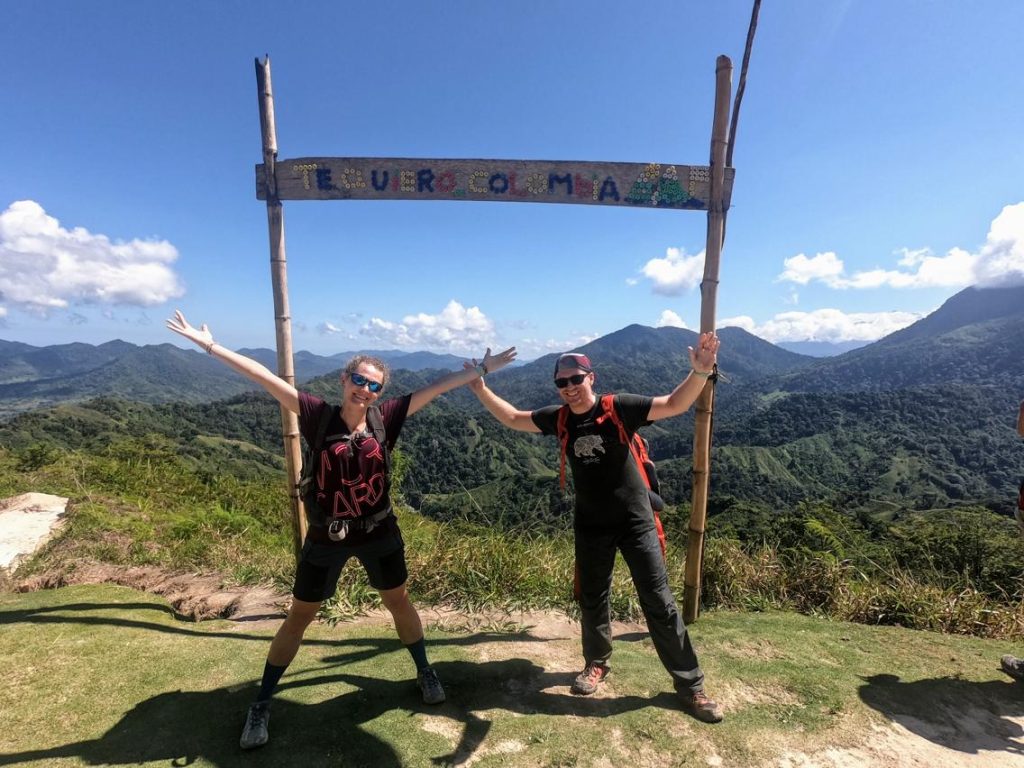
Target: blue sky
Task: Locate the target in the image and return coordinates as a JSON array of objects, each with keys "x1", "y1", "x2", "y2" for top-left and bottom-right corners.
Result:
[{"x1": 2, "y1": 1, "x2": 1022, "y2": 359}]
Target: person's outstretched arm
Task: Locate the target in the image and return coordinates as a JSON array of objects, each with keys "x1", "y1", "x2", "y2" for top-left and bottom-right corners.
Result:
[
  {"x1": 407, "y1": 346, "x2": 518, "y2": 416},
  {"x1": 646, "y1": 331, "x2": 720, "y2": 422},
  {"x1": 464, "y1": 362, "x2": 541, "y2": 433},
  {"x1": 166, "y1": 309, "x2": 300, "y2": 414}
]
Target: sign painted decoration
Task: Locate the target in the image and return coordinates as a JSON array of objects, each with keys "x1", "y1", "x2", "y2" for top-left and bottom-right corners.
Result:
[{"x1": 257, "y1": 157, "x2": 734, "y2": 211}]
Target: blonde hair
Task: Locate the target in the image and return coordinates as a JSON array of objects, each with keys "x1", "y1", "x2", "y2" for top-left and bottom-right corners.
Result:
[{"x1": 343, "y1": 355, "x2": 390, "y2": 387}]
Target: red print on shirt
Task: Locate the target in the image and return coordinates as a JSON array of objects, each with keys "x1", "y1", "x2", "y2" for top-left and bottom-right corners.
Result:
[{"x1": 315, "y1": 435, "x2": 388, "y2": 519}]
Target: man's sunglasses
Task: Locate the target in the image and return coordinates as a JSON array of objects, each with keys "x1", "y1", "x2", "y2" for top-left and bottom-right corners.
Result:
[
  {"x1": 349, "y1": 372, "x2": 383, "y2": 393},
  {"x1": 554, "y1": 373, "x2": 588, "y2": 389}
]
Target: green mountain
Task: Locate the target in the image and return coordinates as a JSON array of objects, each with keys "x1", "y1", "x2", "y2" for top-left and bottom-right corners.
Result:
[
  {"x1": 766, "y1": 285, "x2": 1024, "y2": 393},
  {"x1": 0, "y1": 341, "x2": 470, "y2": 419},
  {"x1": 0, "y1": 340, "x2": 137, "y2": 384},
  {"x1": 0, "y1": 344, "x2": 254, "y2": 419},
  {"x1": 4, "y1": 284, "x2": 1023, "y2": 528}
]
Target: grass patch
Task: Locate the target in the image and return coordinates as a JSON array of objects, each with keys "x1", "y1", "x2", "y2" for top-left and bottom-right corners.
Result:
[
  {"x1": 2, "y1": 585, "x2": 1022, "y2": 767},
  {"x1": 5, "y1": 443, "x2": 1024, "y2": 639}
]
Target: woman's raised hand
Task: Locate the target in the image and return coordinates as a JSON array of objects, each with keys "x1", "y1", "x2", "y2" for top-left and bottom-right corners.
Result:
[{"x1": 165, "y1": 309, "x2": 214, "y2": 350}]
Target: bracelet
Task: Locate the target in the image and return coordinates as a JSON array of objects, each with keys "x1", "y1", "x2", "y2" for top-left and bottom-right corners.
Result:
[
  {"x1": 475, "y1": 362, "x2": 488, "y2": 377},
  {"x1": 204, "y1": 341, "x2": 217, "y2": 355},
  {"x1": 692, "y1": 368, "x2": 712, "y2": 379}
]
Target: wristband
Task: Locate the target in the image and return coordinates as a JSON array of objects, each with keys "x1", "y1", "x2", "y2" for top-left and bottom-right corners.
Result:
[
  {"x1": 475, "y1": 363, "x2": 488, "y2": 377},
  {"x1": 692, "y1": 368, "x2": 712, "y2": 379},
  {"x1": 204, "y1": 341, "x2": 217, "y2": 355}
]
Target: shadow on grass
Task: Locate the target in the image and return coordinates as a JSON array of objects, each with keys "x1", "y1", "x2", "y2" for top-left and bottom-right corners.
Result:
[
  {"x1": 0, "y1": 601, "x2": 551, "y2": 652},
  {"x1": 0, "y1": 642, "x2": 691, "y2": 767},
  {"x1": 859, "y1": 673, "x2": 1024, "y2": 756}
]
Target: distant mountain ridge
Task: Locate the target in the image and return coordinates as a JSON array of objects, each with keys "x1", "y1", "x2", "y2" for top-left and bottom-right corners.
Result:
[
  {"x1": 0, "y1": 341, "x2": 469, "y2": 419},
  {"x1": 778, "y1": 340, "x2": 869, "y2": 357},
  {"x1": 878, "y1": 285, "x2": 1024, "y2": 346},
  {"x1": 2, "y1": 282, "x2": 1022, "y2": 416},
  {"x1": 3, "y1": 283, "x2": 1024, "y2": 521},
  {"x1": 764, "y1": 284, "x2": 1024, "y2": 393}
]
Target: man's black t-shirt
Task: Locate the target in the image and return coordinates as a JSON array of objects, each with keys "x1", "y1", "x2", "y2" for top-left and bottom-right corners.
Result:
[{"x1": 532, "y1": 393, "x2": 654, "y2": 530}]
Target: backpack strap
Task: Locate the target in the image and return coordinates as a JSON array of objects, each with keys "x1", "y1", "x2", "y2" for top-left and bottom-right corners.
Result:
[
  {"x1": 317, "y1": 406, "x2": 339, "y2": 452},
  {"x1": 298, "y1": 404, "x2": 338, "y2": 496},
  {"x1": 595, "y1": 395, "x2": 650, "y2": 491},
  {"x1": 556, "y1": 405, "x2": 570, "y2": 490},
  {"x1": 365, "y1": 405, "x2": 391, "y2": 477}
]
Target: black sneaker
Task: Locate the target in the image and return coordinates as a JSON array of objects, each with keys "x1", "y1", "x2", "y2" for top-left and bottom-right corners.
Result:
[
  {"x1": 679, "y1": 690, "x2": 723, "y2": 723},
  {"x1": 570, "y1": 662, "x2": 610, "y2": 695},
  {"x1": 417, "y1": 667, "x2": 446, "y2": 704},
  {"x1": 1002, "y1": 655, "x2": 1024, "y2": 681},
  {"x1": 239, "y1": 700, "x2": 271, "y2": 749}
]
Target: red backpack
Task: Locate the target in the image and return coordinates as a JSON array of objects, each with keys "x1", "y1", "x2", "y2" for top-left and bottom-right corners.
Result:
[{"x1": 557, "y1": 395, "x2": 667, "y2": 599}]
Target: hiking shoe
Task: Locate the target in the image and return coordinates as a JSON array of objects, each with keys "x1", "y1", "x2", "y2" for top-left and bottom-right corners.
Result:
[
  {"x1": 1002, "y1": 655, "x2": 1024, "y2": 681},
  {"x1": 679, "y1": 690, "x2": 723, "y2": 723},
  {"x1": 570, "y1": 662, "x2": 610, "y2": 695},
  {"x1": 417, "y1": 667, "x2": 446, "y2": 704},
  {"x1": 239, "y1": 700, "x2": 271, "y2": 749}
]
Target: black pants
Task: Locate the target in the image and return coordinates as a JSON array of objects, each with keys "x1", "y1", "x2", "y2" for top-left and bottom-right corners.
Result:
[{"x1": 575, "y1": 518, "x2": 704, "y2": 694}]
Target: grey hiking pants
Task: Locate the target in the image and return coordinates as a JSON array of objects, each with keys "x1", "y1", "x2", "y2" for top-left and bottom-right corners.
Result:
[{"x1": 575, "y1": 519, "x2": 705, "y2": 694}]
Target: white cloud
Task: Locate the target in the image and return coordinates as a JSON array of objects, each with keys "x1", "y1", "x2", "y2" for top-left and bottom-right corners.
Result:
[
  {"x1": 655, "y1": 310, "x2": 687, "y2": 329},
  {"x1": 519, "y1": 333, "x2": 600, "y2": 355},
  {"x1": 734, "y1": 308, "x2": 924, "y2": 343},
  {"x1": 360, "y1": 299, "x2": 497, "y2": 353},
  {"x1": 720, "y1": 315, "x2": 757, "y2": 333},
  {"x1": 974, "y1": 202, "x2": 1024, "y2": 287},
  {"x1": 0, "y1": 306, "x2": 7, "y2": 318},
  {"x1": 779, "y1": 252, "x2": 845, "y2": 286},
  {"x1": 318, "y1": 321, "x2": 343, "y2": 335},
  {"x1": 638, "y1": 247, "x2": 705, "y2": 296},
  {"x1": 0, "y1": 200, "x2": 185, "y2": 314},
  {"x1": 777, "y1": 202, "x2": 1024, "y2": 290}
]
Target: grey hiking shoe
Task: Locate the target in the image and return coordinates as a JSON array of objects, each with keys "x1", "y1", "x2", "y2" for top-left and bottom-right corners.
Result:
[
  {"x1": 417, "y1": 667, "x2": 446, "y2": 704},
  {"x1": 1002, "y1": 655, "x2": 1024, "y2": 681},
  {"x1": 239, "y1": 700, "x2": 271, "y2": 749},
  {"x1": 570, "y1": 662, "x2": 610, "y2": 695},
  {"x1": 679, "y1": 690, "x2": 723, "y2": 723}
]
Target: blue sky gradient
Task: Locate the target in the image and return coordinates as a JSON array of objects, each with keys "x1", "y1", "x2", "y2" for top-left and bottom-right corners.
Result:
[{"x1": 2, "y1": 1, "x2": 1022, "y2": 358}]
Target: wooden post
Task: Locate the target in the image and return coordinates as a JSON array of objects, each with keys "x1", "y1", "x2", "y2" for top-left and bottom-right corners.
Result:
[
  {"x1": 256, "y1": 56, "x2": 307, "y2": 562},
  {"x1": 683, "y1": 55, "x2": 732, "y2": 623}
]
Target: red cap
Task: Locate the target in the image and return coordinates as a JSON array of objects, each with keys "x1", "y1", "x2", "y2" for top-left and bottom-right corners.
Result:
[{"x1": 554, "y1": 352, "x2": 593, "y2": 375}]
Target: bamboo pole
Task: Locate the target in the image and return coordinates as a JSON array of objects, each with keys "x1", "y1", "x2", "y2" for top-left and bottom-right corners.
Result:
[
  {"x1": 683, "y1": 55, "x2": 732, "y2": 623},
  {"x1": 256, "y1": 56, "x2": 306, "y2": 562}
]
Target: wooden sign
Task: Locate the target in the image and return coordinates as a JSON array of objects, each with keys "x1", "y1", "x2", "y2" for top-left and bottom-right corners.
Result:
[{"x1": 256, "y1": 157, "x2": 734, "y2": 211}]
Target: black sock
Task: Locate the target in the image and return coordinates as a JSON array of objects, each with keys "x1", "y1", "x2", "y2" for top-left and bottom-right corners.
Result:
[
  {"x1": 405, "y1": 638, "x2": 430, "y2": 672},
  {"x1": 256, "y1": 662, "x2": 288, "y2": 702}
]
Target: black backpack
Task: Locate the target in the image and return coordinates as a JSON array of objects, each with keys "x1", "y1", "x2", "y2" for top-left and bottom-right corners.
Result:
[{"x1": 297, "y1": 404, "x2": 390, "y2": 527}]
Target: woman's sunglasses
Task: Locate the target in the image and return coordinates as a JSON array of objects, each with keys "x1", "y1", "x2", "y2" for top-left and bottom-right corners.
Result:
[
  {"x1": 349, "y1": 372, "x2": 384, "y2": 393},
  {"x1": 554, "y1": 373, "x2": 588, "y2": 389}
]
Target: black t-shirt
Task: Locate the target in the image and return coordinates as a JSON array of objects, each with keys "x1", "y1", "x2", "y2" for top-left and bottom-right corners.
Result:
[
  {"x1": 298, "y1": 391, "x2": 411, "y2": 545},
  {"x1": 532, "y1": 393, "x2": 654, "y2": 529}
]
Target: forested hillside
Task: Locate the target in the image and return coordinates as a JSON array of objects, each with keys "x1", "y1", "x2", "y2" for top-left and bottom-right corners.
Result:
[{"x1": 3, "y1": 284, "x2": 1023, "y2": 532}]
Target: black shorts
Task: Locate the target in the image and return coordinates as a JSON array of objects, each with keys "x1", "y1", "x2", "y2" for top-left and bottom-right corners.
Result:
[{"x1": 292, "y1": 530, "x2": 408, "y2": 602}]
